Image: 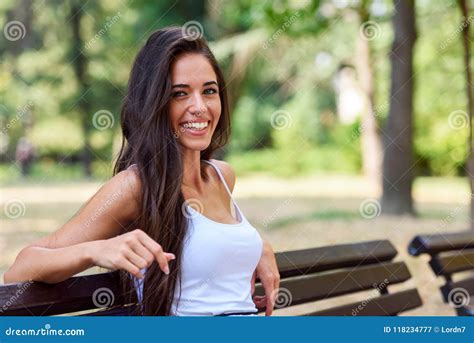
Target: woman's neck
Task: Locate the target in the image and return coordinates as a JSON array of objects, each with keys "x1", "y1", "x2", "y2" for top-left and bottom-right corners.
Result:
[{"x1": 181, "y1": 149, "x2": 205, "y2": 193}]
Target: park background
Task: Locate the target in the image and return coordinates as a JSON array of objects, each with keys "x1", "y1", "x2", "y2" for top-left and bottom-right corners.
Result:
[{"x1": 0, "y1": 0, "x2": 473, "y2": 316}]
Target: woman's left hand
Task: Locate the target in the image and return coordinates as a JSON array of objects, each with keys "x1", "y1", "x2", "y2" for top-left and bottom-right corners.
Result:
[{"x1": 251, "y1": 239, "x2": 280, "y2": 316}]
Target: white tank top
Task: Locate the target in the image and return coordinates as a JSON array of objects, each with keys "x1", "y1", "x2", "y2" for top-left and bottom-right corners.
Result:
[{"x1": 130, "y1": 160, "x2": 263, "y2": 316}]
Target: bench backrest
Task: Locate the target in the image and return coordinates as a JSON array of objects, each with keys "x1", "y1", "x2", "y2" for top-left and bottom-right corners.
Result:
[
  {"x1": 409, "y1": 231, "x2": 474, "y2": 316},
  {"x1": 1, "y1": 240, "x2": 421, "y2": 316}
]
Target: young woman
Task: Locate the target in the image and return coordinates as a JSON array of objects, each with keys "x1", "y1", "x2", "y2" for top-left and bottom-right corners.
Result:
[{"x1": 4, "y1": 26, "x2": 280, "y2": 316}]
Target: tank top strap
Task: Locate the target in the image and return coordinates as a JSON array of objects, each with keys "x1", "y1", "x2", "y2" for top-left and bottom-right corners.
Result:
[{"x1": 202, "y1": 160, "x2": 234, "y2": 199}]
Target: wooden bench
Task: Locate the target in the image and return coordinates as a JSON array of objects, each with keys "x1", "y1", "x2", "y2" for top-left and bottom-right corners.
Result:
[
  {"x1": 408, "y1": 231, "x2": 474, "y2": 316},
  {"x1": 0, "y1": 240, "x2": 422, "y2": 316}
]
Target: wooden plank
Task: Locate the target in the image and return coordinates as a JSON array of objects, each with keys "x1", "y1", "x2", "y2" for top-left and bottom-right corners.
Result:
[
  {"x1": 0, "y1": 241, "x2": 405, "y2": 316},
  {"x1": 275, "y1": 240, "x2": 397, "y2": 279},
  {"x1": 430, "y1": 249, "x2": 474, "y2": 276},
  {"x1": 440, "y1": 277, "x2": 474, "y2": 304},
  {"x1": 0, "y1": 272, "x2": 130, "y2": 316},
  {"x1": 409, "y1": 232, "x2": 474, "y2": 256},
  {"x1": 305, "y1": 289, "x2": 422, "y2": 316},
  {"x1": 255, "y1": 261, "x2": 412, "y2": 310},
  {"x1": 81, "y1": 305, "x2": 139, "y2": 316}
]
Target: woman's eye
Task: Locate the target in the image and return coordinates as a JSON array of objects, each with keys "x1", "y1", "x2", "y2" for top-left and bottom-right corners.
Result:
[
  {"x1": 172, "y1": 91, "x2": 187, "y2": 98},
  {"x1": 203, "y1": 88, "x2": 217, "y2": 95}
]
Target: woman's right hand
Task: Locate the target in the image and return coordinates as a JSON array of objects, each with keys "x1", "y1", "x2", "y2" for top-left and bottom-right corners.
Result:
[{"x1": 88, "y1": 229, "x2": 175, "y2": 279}]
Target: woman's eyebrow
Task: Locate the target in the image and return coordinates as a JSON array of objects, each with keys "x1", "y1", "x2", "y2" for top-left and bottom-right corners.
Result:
[
  {"x1": 171, "y1": 81, "x2": 218, "y2": 89},
  {"x1": 171, "y1": 83, "x2": 190, "y2": 89}
]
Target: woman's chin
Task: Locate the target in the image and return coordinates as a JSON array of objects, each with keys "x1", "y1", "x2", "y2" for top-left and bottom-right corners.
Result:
[{"x1": 179, "y1": 139, "x2": 211, "y2": 153}]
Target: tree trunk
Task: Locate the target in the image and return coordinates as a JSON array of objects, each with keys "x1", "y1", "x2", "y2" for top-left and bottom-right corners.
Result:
[
  {"x1": 382, "y1": 0, "x2": 417, "y2": 215},
  {"x1": 355, "y1": 3, "x2": 383, "y2": 183},
  {"x1": 458, "y1": 0, "x2": 473, "y2": 230},
  {"x1": 70, "y1": 2, "x2": 92, "y2": 177}
]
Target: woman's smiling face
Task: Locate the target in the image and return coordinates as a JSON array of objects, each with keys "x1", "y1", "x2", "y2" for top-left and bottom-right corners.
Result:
[{"x1": 169, "y1": 53, "x2": 222, "y2": 152}]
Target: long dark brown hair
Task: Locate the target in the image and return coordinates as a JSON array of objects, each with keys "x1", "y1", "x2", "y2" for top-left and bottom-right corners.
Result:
[{"x1": 113, "y1": 26, "x2": 231, "y2": 315}]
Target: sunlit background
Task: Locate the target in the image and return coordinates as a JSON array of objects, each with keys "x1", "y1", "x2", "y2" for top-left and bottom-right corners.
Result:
[{"x1": 0, "y1": 0, "x2": 473, "y2": 316}]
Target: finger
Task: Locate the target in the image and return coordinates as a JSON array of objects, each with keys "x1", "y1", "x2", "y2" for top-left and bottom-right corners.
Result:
[
  {"x1": 263, "y1": 283, "x2": 275, "y2": 316},
  {"x1": 136, "y1": 231, "x2": 171, "y2": 274},
  {"x1": 274, "y1": 275, "x2": 280, "y2": 290},
  {"x1": 120, "y1": 257, "x2": 144, "y2": 279},
  {"x1": 124, "y1": 249, "x2": 148, "y2": 270},
  {"x1": 252, "y1": 295, "x2": 266, "y2": 302},
  {"x1": 252, "y1": 295, "x2": 267, "y2": 308},
  {"x1": 129, "y1": 240, "x2": 155, "y2": 267}
]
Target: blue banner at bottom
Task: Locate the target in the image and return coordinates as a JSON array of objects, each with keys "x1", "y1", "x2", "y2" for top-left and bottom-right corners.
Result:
[{"x1": 0, "y1": 316, "x2": 472, "y2": 343}]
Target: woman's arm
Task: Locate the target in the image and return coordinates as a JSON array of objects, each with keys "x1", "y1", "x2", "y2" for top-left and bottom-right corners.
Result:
[
  {"x1": 3, "y1": 169, "x2": 174, "y2": 284},
  {"x1": 253, "y1": 239, "x2": 280, "y2": 316}
]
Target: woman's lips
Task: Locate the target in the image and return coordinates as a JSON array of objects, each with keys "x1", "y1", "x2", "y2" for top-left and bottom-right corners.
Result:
[{"x1": 178, "y1": 120, "x2": 210, "y2": 137}]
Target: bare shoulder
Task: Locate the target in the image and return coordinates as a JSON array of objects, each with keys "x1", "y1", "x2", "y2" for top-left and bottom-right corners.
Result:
[
  {"x1": 114, "y1": 166, "x2": 142, "y2": 206},
  {"x1": 210, "y1": 159, "x2": 236, "y2": 192}
]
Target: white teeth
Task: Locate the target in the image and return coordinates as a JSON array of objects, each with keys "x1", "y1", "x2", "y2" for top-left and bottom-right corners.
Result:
[{"x1": 181, "y1": 121, "x2": 208, "y2": 130}]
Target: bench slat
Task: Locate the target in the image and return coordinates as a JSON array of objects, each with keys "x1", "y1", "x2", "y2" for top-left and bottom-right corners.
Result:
[
  {"x1": 408, "y1": 232, "x2": 474, "y2": 256},
  {"x1": 440, "y1": 277, "x2": 474, "y2": 302},
  {"x1": 276, "y1": 240, "x2": 397, "y2": 278},
  {"x1": 255, "y1": 261, "x2": 412, "y2": 310},
  {"x1": 1, "y1": 240, "x2": 419, "y2": 317},
  {"x1": 81, "y1": 305, "x2": 139, "y2": 316},
  {"x1": 430, "y1": 249, "x2": 474, "y2": 276},
  {"x1": 0, "y1": 272, "x2": 128, "y2": 316},
  {"x1": 306, "y1": 288, "x2": 422, "y2": 316}
]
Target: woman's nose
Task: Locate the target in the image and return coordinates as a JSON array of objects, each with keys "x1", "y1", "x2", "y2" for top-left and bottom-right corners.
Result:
[{"x1": 189, "y1": 92, "x2": 207, "y2": 114}]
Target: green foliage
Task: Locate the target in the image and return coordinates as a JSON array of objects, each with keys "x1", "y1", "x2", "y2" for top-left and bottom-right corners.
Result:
[
  {"x1": 0, "y1": 0, "x2": 471, "y2": 181},
  {"x1": 30, "y1": 117, "x2": 83, "y2": 156},
  {"x1": 229, "y1": 145, "x2": 360, "y2": 177}
]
